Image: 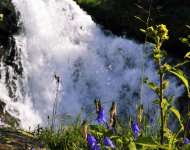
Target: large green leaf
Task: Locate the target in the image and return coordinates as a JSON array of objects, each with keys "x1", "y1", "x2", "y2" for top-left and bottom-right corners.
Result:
[
  {"x1": 169, "y1": 107, "x2": 184, "y2": 130},
  {"x1": 168, "y1": 67, "x2": 190, "y2": 97}
]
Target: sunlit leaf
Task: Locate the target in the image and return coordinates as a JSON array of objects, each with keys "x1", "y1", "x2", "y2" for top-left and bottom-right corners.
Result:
[
  {"x1": 128, "y1": 140, "x2": 136, "y2": 150},
  {"x1": 185, "y1": 52, "x2": 190, "y2": 59},
  {"x1": 180, "y1": 38, "x2": 189, "y2": 44},
  {"x1": 140, "y1": 28, "x2": 146, "y2": 33},
  {"x1": 161, "y1": 98, "x2": 169, "y2": 113}
]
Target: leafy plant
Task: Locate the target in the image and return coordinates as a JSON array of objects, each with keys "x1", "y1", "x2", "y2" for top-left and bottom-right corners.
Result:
[{"x1": 141, "y1": 24, "x2": 190, "y2": 148}]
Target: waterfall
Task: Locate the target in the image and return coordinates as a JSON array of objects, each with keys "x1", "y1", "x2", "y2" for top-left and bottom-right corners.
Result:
[{"x1": 0, "y1": 0, "x2": 183, "y2": 129}]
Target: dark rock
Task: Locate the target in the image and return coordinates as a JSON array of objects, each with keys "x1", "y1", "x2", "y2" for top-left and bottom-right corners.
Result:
[
  {"x1": 75, "y1": 0, "x2": 190, "y2": 58},
  {"x1": 0, "y1": 99, "x2": 20, "y2": 127},
  {"x1": 0, "y1": 0, "x2": 19, "y2": 48},
  {"x1": 0, "y1": 127, "x2": 43, "y2": 150},
  {"x1": 0, "y1": 100, "x2": 5, "y2": 114}
]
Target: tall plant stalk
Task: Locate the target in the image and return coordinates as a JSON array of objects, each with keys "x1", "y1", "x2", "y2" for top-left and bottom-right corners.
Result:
[
  {"x1": 158, "y1": 43, "x2": 164, "y2": 144},
  {"x1": 144, "y1": 24, "x2": 170, "y2": 145}
]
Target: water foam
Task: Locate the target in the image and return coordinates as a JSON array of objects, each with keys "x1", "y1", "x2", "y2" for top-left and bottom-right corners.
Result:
[{"x1": 0, "y1": 0, "x2": 182, "y2": 128}]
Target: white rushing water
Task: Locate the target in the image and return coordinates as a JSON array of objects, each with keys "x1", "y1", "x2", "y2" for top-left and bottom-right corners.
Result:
[{"x1": 0, "y1": 0, "x2": 183, "y2": 129}]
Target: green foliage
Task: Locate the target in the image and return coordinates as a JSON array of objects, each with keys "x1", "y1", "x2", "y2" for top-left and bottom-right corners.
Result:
[
  {"x1": 136, "y1": 137, "x2": 168, "y2": 150},
  {"x1": 38, "y1": 126, "x2": 87, "y2": 150},
  {"x1": 142, "y1": 24, "x2": 190, "y2": 146}
]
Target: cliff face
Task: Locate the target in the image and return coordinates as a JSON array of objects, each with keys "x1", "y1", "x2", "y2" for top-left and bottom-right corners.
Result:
[
  {"x1": 0, "y1": 0, "x2": 21, "y2": 127},
  {"x1": 0, "y1": 0, "x2": 18, "y2": 48},
  {"x1": 0, "y1": 0, "x2": 20, "y2": 71},
  {"x1": 75, "y1": 0, "x2": 190, "y2": 57}
]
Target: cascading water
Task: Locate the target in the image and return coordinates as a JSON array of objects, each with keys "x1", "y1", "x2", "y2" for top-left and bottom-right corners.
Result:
[{"x1": 0, "y1": 0, "x2": 184, "y2": 129}]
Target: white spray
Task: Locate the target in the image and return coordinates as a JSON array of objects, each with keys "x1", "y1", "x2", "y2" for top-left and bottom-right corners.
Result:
[{"x1": 0, "y1": 0, "x2": 183, "y2": 129}]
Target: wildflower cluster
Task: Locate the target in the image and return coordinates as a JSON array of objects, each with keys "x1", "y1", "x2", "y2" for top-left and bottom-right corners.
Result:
[
  {"x1": 80, "y1": 100, "x2": 142, "y2": 150},
  {"x1": 81, "y1": 100, "x2": 116, "y2": 149},
  {"x1": 146, "y1": 24, "x2": 169, "y2": 45}
]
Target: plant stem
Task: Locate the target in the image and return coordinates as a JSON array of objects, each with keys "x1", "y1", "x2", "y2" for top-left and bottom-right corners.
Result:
[
  {"x1": 159, "y1": 71, "x2": 164, "y2": 144},
  {"x1": 158, "y1": 44, "x2": 164, "y2": 145}
]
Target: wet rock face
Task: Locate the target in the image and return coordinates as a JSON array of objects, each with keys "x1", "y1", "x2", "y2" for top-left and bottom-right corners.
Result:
[
  {"x1": 0, "y1": 100, "x2": 6, "y2": 114},
  {"x1": 0, "y1": 127, "x2": 42, "y2": 150},
  {"x1": 0, "y1": 0, "x2": 21, "y2": 76},
  {"x1": 0, "y1": 100, "x2": 20, "y2": 127},
  {"x1": 0, "y1": 0, "x2": 22, "y2": 95},
  {"x1": 0, "y1": 1, "x2": 21, "y2": 127},
  {"x1": 0, "y1": 0, "x2": 19, "y2": 48}
]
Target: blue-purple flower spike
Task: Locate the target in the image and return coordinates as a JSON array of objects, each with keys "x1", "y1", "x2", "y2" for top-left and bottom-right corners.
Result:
[
  {"x1": 103, "y1": 137, "x2": 115, "y2": 149},
  {"x1": 87, "y1": 134, "x2": 97, "y2": 148},
  {"x1": 97, "y1": 107, "x2": 106, "y2": 124},
  {"x1": 132, "y1": 121, "x2": 140, "y2": 139},
  {"x1": 184, "y1": 137, "x2": 189, "y2": 145}
]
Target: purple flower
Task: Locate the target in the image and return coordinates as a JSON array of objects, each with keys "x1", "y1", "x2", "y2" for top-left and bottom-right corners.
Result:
[
  {"x1": 31, "y1": 147, "x2": 35, "y2": 150},
  {"x1": 94, "y1": 145, "x2": 101, "y2": 150},
  {"x1": 184, "y1": 137, "x2": 189, "y2": 145},
  {"x1": 132, "y1": 121, "x2": 140, "y2": 139},
  {"x1": 87, "y1": 134, "x2": 101, "y2": 150},
  {"x1": 96, "y1": 108, "x2": 106, "y2": 124},
  {"x1": 103, "y1": 137, "x2": 115, "y2": 149},
  {"x1": 87, "y1": 134, "x2": 97, "y2": 148}
]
